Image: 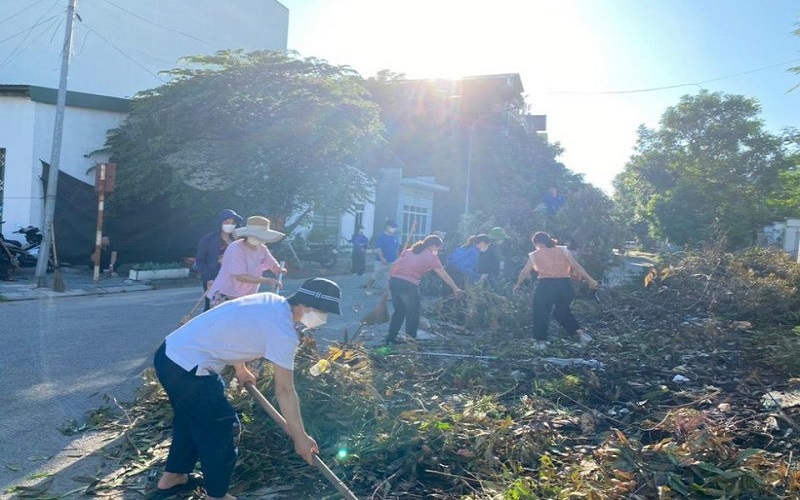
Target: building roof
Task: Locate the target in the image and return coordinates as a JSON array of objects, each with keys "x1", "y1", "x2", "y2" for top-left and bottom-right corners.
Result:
[
  {"x1": 400, "y1": 177, "x2": 450, "y2": 193},
  {"x1": 0, "y1": 85, "x2": 130, "y2": 113}
]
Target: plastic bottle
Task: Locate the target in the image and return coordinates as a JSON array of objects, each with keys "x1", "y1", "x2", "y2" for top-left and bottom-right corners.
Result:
[{"x1": 309, "y1": 359, "x2": 330, "y2": 376}]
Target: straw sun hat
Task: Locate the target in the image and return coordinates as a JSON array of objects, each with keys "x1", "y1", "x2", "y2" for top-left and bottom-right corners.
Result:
[{"x1": 233, "y1": 216, "x2": 285, "y2": 243}]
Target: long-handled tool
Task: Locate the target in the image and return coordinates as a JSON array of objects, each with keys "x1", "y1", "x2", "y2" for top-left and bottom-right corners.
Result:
[
  {"x1": 276, "y1": 260, "x2": 286, "y2": 293},
  {"x1": 244, "y1": 382, "x2": 359, "y2": 500},
  {"x1": 50, "y1": 222, "x2": 66, "y2": 292},
  {"x1": 178, "y1": 292, "x2": 206, "y2": 326}
]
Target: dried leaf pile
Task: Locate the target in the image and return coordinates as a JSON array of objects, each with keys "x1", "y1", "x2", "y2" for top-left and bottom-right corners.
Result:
[{"x1": 63, "y1": 247, "x2": 800, "y2": 498}]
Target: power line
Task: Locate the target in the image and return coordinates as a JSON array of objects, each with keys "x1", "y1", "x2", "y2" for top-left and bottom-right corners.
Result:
[
  {"x1": 0, "y1": 0, "x2": 62, "y2": 68},
  {"x1": 98, "y1": 0, "x2": 214, "y2": 47},
  {"x1": 75, "y1": 19, "x2": 168, "y2": 84},
  {"x1": 0, "y1": 0, "x2": 50, "y2": 26},
  {"x1": 550, "y1": 57, "x2": 800, "y2": 95},
  {"x1": 0, "y1": 14, "x2": 59, "y2": 46}
]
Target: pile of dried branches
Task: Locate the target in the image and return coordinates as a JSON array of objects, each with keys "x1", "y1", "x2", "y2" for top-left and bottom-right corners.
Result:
[{"x1": 68, "y1": 247, "x2": 800, "y2": 498}]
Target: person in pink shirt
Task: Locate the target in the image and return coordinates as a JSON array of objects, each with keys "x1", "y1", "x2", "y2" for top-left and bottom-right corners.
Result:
[
  {"x1": 208, "y1": 216, "x2": 287, "y2": 307},
  {"x1": 386, "y1": 235, "x2": 462, "y2": 345}
]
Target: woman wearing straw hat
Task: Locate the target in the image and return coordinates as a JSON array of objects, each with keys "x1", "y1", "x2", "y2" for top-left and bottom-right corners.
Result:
[
  {"x1": 207, "y1": 216, "x2": 287, "y2": 307},
  {"x1": 152, "y1": 278, "x2": 342, "y2": 500}
]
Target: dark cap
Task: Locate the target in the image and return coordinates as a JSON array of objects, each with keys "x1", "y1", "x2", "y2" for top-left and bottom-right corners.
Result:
[
  {"x1": 289, "y1": 278, "x2": 342, "y2": 315},
  {"x1": 385, "y1": 219, "x2": 398, "y2": 228}
]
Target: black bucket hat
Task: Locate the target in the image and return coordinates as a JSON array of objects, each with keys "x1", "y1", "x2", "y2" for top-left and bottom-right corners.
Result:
[{"x1": 290, "y1": 278, "x2": 342, "y2": 315}]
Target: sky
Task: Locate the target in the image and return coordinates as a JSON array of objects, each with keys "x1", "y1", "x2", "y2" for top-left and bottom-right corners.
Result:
[{"x1": 278, "y1": 0, "x2": 800, "y2": 194}]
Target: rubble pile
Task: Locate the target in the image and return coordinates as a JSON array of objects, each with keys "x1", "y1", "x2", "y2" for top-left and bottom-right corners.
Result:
[{"x1": 70, "y1": 247, "x2": 800, "y2": 498}]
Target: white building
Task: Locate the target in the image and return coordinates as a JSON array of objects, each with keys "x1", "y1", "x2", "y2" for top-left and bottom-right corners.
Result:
[
  {"x1": 0, "y1": 0, "x2": 288, "y2": 236},
  {"x1": 0, "y1": 0, "x2": 288, "y2": 98},
  {"x1": 760, "y1": 219, "x2": 800, "y2": 261}
]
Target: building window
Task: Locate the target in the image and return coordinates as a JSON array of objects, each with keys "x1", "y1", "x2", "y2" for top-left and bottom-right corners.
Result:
[
  {"x1": 401, "y1": 204, "x2": 428, "y2": 243},
  {"x1": 353, "y1": 203, "x2": 365, "y2": 233}
]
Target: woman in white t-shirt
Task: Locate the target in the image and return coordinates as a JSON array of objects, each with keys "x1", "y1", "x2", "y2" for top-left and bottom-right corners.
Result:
[
  {"x1": 152, "y1": 278, "x2": 341, "y2": 500},
  {"x1": 513, "y1": 231, "x2": 598, "y2": 350}
]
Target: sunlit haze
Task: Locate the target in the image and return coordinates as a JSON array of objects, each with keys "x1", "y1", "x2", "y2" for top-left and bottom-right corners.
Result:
[{"x1": 279, "y1": 0, "x2": 800, "y2": 194}]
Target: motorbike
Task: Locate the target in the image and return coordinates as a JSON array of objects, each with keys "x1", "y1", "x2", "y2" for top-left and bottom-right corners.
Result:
[
  {"x1": 273, "y1": 238, "x2": 338, "y2": 269},
  {"x1": 0, "y1": 225, "x2": 52, "y2": 270}
]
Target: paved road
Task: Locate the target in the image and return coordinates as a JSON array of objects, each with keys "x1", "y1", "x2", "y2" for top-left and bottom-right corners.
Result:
[{"x1": 0, "y1": 273, "x2": 384, "y2": 497}]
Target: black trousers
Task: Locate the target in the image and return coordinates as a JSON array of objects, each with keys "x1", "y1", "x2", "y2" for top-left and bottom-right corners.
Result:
[
  {"x1": 352, "y1": 250, "x2": 366, "y2": 275},
  {"x1": 201, "y1": 279, "x2": 211, "y2": 311},
  {"x1": 154, "y1": 343, "x2": 240, "y2": 498},
  {"x1": 388, "y1": 277, "x2": 420, "y2": 340},
  {"x1": 532, "y1": 278, "x2": 580, "y2": 341}
]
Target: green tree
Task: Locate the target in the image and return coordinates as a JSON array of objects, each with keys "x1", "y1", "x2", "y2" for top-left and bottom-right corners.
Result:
[
  {"x1": 767, "y1": 128, "x2": 800, "y2": 213},
  {"x1": 106, "y1": 50, "x2": 383, "y2": 231},
  {"x1": 613, "y1": 90, "x2": 792, "y2": 249}
]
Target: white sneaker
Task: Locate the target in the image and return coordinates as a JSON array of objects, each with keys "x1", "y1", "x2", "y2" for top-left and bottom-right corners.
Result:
[
  {"x1": 416, "y1": 330, "x2": 435, "y2": 340},
  {"x1": 578, "y1": 332, "x2": 593, "y2": 346},
  {"x1": 532, "y1": 340, "x2": 549, "y2": 351}
]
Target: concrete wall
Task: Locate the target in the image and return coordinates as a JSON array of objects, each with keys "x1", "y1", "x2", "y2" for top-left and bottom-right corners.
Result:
[
  {"x1": 0, "y1": 95, "x2": 125, "y2": 231},
  {"x1": 1, "y1": 0, "x2": 289, "y2": 98},
  {"x1": 372, "y1": 168, "x2": 402, "y2": 238},
  {"x1": 0, "y1": 97, "x2": 36, "y2": 231},
  {"x1": 759, "y1": 219, "x2": 800, "y2": 260}
]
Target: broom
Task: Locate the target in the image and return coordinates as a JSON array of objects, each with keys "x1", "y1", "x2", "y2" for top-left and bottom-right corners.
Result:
[
  {"x1": 179, "y1": 292, "x2": 207, "y2": 326},
  {"x1": 360, "y1": 221, "x2": 416, "y2": 326},
  {"x1": 51, "y1": 223, "x2": 66, "y2": 292},
  {"x1": 244, "y1": 382, "x2": 360, "y2": 499}
]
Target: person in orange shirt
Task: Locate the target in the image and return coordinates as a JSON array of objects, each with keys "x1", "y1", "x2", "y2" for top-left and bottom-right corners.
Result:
[{"x1": 513, "y1": 231, "x2": 598, "y2": 349}]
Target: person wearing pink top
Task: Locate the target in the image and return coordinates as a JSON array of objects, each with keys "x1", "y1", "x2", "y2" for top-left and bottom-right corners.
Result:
[
  {"x1": 513, "y1": 231, "x2": 598, "y2": 349},
  {"x1": 208, "y1": 216, "x2": 287, "y2": 307},
  {"x1": 386, "y1": 235, "x2": 462, "y2": 345}
]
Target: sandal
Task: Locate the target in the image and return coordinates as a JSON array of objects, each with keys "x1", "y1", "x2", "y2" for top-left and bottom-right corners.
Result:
[{"x1": 149, "y1": 474, "x2": 203, "y2": 499}]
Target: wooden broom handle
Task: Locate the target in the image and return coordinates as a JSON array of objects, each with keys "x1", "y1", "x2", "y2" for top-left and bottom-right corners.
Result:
[{"x1": 244, "y1": 382, "x2": 360, "y2": 500}]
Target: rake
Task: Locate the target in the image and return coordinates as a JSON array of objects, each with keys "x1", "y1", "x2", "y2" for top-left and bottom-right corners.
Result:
[{"x1": 244, "y1": 382, "x2": 359, "y2": 500}]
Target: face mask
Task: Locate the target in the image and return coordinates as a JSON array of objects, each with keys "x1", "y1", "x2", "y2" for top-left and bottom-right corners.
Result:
[
  {"x1": 300, "y1": 309, "x2": 328, "y2": 330},
  {"x1": 246, "y1": 236, "x2": 266, "y2": 246},
  {"x1": 221, "y1": 224, "x2": 236, "y2": 234}
]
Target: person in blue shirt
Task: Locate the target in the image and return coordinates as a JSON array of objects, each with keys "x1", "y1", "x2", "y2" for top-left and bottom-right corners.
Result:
[
  {"x1": 444, "y1": 234, "x2": 491, "y2": 294},
  {"x1": 194, "y1": 209, "x2": 243, "y2": 311},
  {"x1": 542, "y1": 186, "x2": 566, "y2": 216},
  {"x1": 366, "y1": 220, "x2": 399, "y2": 290},
  {"x1": 349, "y1": 225, "x2": 369, "y2": 275}
]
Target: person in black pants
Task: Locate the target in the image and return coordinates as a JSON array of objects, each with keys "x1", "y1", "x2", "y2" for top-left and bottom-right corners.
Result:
[
  {"x1": 152, "y1": 278, "x2": 341, "y2": 500},
  {"x1": 386, "y1": 235, "x2": 462, "y2": 344},
  {"x1": 349, "y1": 225, "x2": 369, "y2": 275},
  {"x1": 513, "y1": 231, "x2": 598, "y2": 349}
]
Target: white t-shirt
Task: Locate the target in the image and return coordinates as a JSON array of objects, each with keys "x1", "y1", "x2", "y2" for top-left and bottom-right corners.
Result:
[{"x1": 165, "y1": 292, "x2": 299, "y2": 375}]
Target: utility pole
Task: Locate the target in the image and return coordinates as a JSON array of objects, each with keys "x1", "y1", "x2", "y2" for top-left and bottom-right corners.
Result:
[{"x1": 36, "y1": 0, "x2": 78, "y2": 286}]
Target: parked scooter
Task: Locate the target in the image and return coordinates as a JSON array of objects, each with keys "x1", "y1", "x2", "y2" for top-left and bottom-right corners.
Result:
[
  {"x1": 0, "y1": 225, "x2": 52, "y2": 269},
  {"x1": 273, "y1": 238, "x2": 338, "y2": 269}
]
